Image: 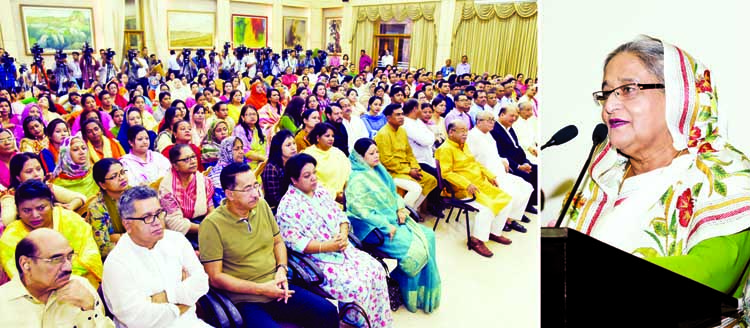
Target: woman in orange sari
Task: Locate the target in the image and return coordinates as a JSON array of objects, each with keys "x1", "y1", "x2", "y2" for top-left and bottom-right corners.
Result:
[{"x1": 81, "y1": 118, "x2": 125, "y2": 162}]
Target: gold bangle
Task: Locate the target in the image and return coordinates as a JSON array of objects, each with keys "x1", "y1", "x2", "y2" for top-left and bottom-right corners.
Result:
[{"x1": 318, "y1": 242, "x2": 322, "y2": 253}]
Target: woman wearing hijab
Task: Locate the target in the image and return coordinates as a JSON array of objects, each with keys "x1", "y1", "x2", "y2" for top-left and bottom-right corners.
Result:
[
  {"x1": 207, "y1": 136, "x2": 246, "y2": 207},
  {"x1": 561, "y1": 37, "x2": 750, "y2": 305},
  {"x1": 51, "y1": 135, "x2": 99, "y2": 198}
]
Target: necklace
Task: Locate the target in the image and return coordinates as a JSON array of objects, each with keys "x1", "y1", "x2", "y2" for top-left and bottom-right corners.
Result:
[{"x1": 622, "y1": 149, "x2": 687, "y2": 182}]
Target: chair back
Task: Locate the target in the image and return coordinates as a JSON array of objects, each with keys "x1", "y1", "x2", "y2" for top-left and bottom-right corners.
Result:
[{"x1": 253, "y1": 160, "x2": 267, "y2": 178}]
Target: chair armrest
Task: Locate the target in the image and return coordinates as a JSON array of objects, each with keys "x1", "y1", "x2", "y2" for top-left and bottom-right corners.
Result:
[
  {"x1": 348, "y1": 231, "x2": 363, "y2": 249},
  {"x1": 197, "y1": 292, "x2": 231, "y2": 328},
  {"x1": 405, "y1": 205, "x2": 420, "y2": 223},
  {"x1": 287, "y1": 248, "x2": 324, "y2": 286},
  {"x1": 209, "y1": 288, "x2": 243, "y2": 327}
]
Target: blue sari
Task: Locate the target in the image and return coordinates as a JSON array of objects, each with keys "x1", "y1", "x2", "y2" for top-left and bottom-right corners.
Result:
[{"x1": 345, "y1": 151, "x2": 441, "y2": 313}]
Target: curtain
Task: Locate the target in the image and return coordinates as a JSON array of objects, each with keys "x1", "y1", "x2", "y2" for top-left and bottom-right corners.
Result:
[
  {"x1": 350, "y1": 3, "x2": 437, "y2": 72},
  {"x1": 142, "y1": 0, "x2": 166, "y2": 63},
  {"x1": 451, "y1": 2, "x2": 537, "y2": 77},
  {"x1": 111, "y1": 0, "x2": 125, "y2": 60}
]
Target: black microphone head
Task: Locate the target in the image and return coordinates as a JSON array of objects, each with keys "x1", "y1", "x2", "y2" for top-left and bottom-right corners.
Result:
[
  {"x1": 593, "y1": 123, "x2": 608, "y2": 145},
  {"x1": 552, "y1": 125, "x2": 578, "y2": 145}
]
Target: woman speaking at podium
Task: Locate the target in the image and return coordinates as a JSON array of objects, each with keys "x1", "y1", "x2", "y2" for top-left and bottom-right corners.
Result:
[{"x1": 562, "y1": 36, "x2": 750, "y2": 307}]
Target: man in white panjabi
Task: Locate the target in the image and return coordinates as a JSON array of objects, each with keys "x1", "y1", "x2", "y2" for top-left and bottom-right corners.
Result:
[
  {"x1": 513, "y1": 101, "x2": 539, "y2": 164},
  {"x1": 467, "y1": 111, "x2": 534, "y2": 226},
  {"x1": 102, "y1": 186, "x2": 211, "y2": 328}
]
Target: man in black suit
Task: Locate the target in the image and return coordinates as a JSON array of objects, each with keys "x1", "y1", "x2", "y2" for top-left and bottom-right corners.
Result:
[
  {"x1": 490, "y1": 104, "x2": 538, "y2": 213},
  {"x1": 324, "y1": 103, "x2": 350, "y2": 156}
]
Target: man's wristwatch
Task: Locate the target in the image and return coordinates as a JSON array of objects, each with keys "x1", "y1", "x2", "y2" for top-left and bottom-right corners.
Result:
[{"x1": 276, "y1": 264, "x2": 288, "y2": 274}]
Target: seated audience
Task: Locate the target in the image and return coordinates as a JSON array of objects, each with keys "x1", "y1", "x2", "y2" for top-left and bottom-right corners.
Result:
[
  {"x1": 261, "y1": 130, "x2": 296, "y2": 212},
  {"x1": 199, "y1": 162, "x2": 339, "y2": 328},
  {"x1": 323, "y1": 103, "x2": 350, "y2": 156},
  {"x1": 155, "y1": 107, "x2": 179, "y2": 152},
  {"x1": 339, "y1": 97, "x2": 368, "y2": 152},
  {"x1": 207, "y1": 136, "x2": 247, "y2": 207},
  {"x1": 162, "y1": 120, "x2": 204, "y2": 172},
  {"x1": 277, "y1": 154, "x2": 392, "y2": 326},
  {"x1": 278, "y1": 96, "x2": 305, "y2": 134},
  {"x1": 490, "y1": 104, "x2": 538, "y2": 211},
  {"x1": 514, "y1": 101, "x2": 539, "y2": 163},
  {"x1": 19, "y1": 116, "x2": 48, "y2": 153},
  {"x1": 435, "y1": 121, "x2": 514, "y2": 258},
  {"x1": 102, "y1": 186, "x2": 210, "y2": 327},
  {"x1": 0, "y1": 128, "x2": 17, "y2": 190},
  {"x1": 2, "y1": 152, "x2": 86, "y2": 228},
  {"x1": 346, "y1": 138, "x2": 441, "y2": 313},
  {"x1": 0, "y1": 229, "x2": 112, "y2": 326},
  {"x1": 81, "y1": 118, "x2": 126, "y2": 162},
  {"x1": 375, "y1": 104, "x2": 438, "y2": 212},
  {"x1": 52, "y1": 135, "x2": 99, "y2": 198},
  {"x1": 87, "y1": 158, "x2": 130, "y2": 259},
  {"x1": 0, "y1": 180, "x2": 103, "y2": 287},
  {"x1": 234, "y1": 105, "x2": 268, "y2": 170},
  {"x1": 39, "y1": 118, "x2": 69, "y2": 173},
  {"x1": 201, "y1": 119, "x2": 230, "y2": 168},
  {"x1": 302, "y1": 123, "x2": 351, "y2": 202},
  {"x1": 120, "y1": 125, "x2": 171, "y2": 186},
  {"x1": 294, "y1": 109, "x2": 321, "y2": 152},
  {"x1": 117, "y1": 107, "x2": 158, "y2": 153},
  {"x1": 159, "y1": 144, "x2": 215, "y2": 247},
  {"x1": 362, "y1": 96, "x2": 386, "y2": 138}
]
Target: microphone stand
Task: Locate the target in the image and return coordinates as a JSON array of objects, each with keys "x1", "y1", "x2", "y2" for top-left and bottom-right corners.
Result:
[{"x1": 554, "y1": 139, "x2": 602, "y2": 228}]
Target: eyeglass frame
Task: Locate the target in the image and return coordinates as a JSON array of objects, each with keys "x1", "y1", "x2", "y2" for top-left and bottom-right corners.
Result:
[
  {"x1": 124, "y1": 208, "x2": 167, "y2": 224},
  {"x1": 228, "y1": 183, "x2": 262, "y2": 193},
  {"x1": 175, "y1": 154, "x2": 198, "y2": 163},
  {"x1": 31, "y1": 252, "x2": 76, "y2": 265},
  {"x1": 104, "y1": 169, "x2": 128, "y2": 181},
  {"x1": 592, "y1": 83, "x2": 665, "y2": 106}
]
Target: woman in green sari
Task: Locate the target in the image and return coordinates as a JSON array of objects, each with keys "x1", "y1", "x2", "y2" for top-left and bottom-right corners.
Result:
[{"x1": 345, "y1": 137, "x2": 441, "y2": 314}]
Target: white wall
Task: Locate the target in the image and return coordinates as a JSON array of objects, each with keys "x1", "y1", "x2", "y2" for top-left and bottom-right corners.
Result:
[{"x1": 539, "y1": 0, "x2": 750, "y2": 224}]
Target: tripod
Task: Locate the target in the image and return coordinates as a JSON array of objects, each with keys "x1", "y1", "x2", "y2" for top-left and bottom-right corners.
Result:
[
  {"x1": 80, "y1": 55, "x2": 96, "y2": 89},
  {"x1": 103, "y1": 60, "x2": 116, "y2": 84},
  {"x1": 179, "y1": 58, "x2": 194, "y2": 80},
  {"x1": 30, "y1": 61, "x2": 48, "y2": 88}
]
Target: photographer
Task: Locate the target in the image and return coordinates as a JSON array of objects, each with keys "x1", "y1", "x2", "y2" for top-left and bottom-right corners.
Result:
[
  {"x1": 79, "y1": 43, "x2": 100, "y2": 89},
  {"x1": 50, "y1": 50, "x2": 77, "y2": 93},
  {"x1": 234, "y1": 46, "x2": 256, "y2": 78},
  {"x1": 121, "y1": 49, "x2": 149, "y2": 90},
  {"x1": 220, "y1": 43, "x2": 236, "y2": 80},
  {"x1": 167, "y1": 49, "x2": 181, "y2": 78},
  {"x1": 177, "y1": 48, "x2": 197, "y2": 80},
  {"x1": 148, "y1": 54, "x2": 165, "y2": 77},
  {"x1": 288, "y1": 49, "x2": 299, "y2": 74},
  {"x1": 70, "y1": 52, "x2": 83, "y2": 87},
  {"x1": 98, "y1": 48, "x2": 120, "y2": 84},
  {"x1": 0, "y1": 52, "x2": 17, "y2": 89},
  {"x1": 206, "y1": 48, "x2": 222, "y2": 81}
]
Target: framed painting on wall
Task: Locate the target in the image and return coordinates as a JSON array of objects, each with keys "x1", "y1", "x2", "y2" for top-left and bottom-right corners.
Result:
[
  {"x1": 232, "y1": 14, "x2": 267, "y2": 49},
  {"x1": 167, "y1": 11, "x2": 215, "y2": 49},
  {"x1": 325, "y1": 18, "x2": 342, "y2": 54},
  {"x1": 283, "y1": 17, "x2": 307, "y2": 49},
  {"x1": 20, "y1": 5, "x2": 95, "y2": 54}
]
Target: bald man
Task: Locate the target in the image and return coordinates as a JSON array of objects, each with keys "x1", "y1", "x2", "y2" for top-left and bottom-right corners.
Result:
[{"x1": 0, "y1": 228, "x2": 113, "y2": 327}]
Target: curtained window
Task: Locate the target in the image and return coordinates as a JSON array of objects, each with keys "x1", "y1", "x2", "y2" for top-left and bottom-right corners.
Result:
[
  {"x1": 124, "y1": 0, "x2": 144, "y2": 57},
  {"x1": 374, "y1": 19, "x2": 413, "y2": 70}
]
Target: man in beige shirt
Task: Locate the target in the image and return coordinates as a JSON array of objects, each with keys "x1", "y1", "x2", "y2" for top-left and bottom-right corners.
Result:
[{"x1": 0, "y1": 228, "x2": 113, "y2": 327}]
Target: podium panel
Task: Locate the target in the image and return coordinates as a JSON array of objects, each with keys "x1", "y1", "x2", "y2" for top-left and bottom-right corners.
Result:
[{"x1": 541, "y1": 228, "x2": 738, "y2": 328}]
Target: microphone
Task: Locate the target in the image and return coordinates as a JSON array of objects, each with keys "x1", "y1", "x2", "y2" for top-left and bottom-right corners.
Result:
[
  {"x1": 540, "y1": 125, "x2": 578, "y2": 150},
  {"x1": 554, "y1": 123, "x2": 608, "y2": 228}
]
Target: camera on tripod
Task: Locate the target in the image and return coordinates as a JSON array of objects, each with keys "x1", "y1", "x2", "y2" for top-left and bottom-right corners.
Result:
[
  {"x1": 30, "y1": 43, "x2": 44, "y2": 65},
  {"x1": 54, "y1": 49, "x2": 67, "y2": 63},
  {"x1": 223, "y1": 42, "x2": 231, "y2": 53},
  {"x1": 127, "y1": 49, "x2": 138, "y2": 60},
  {"x1": 0, "y1": 52, "x2": 14, "y2": 67},
  {"x1": 104, "y1": 48, "x2": 116, "y2": 61},
  {"x1": 209, "y1": 47, "x2": 217, "y2": 58},
  {"x1": 82, "y1": 42, "x2": 94, "y2": 58},
  {"x1": 196, "y1": 49, "x2": 206, "y2": 58},
  {"x1": 235, "y1": 45, "x2": 250, "y2": 59}
]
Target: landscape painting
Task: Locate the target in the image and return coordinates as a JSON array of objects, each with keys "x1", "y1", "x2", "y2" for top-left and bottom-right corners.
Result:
[
  {"x1": 232, "y1": 15, "x2": 267, "y2": 49},
  {"x1": 283, "y1": 17, "x2": 307, "y2": 48},
  {"x1": 20, "y1": 5, "x2": 94, "y2": 54},
  {"x1": 167, "y1": 11, "x2": 215, "y2": 49}
]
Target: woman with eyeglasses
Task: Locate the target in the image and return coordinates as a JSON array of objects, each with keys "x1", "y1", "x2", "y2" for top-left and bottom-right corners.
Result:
[
  {"x1": 559, "y1": 37, "x2": 750, "y2": 301},
  {"x1": 158, "y1": 144, "x2": 214, "y2": 248},
  {"x1": 51, "y1": 135, "x2": 99, "y2": 198},
  {"x1": 200, "y1": 119, "x2": 230, "y2": 169},
  {"x1": 1, "y1": 152, "x2": 86, "y2": 228},
  {"x1": 119, "y1": 125, "x2": 171, "y2": 187},
  {"x1": 161, "y1": 120, "x2": 204, "y2": 172},
  {"x1": 207, "y1": 136, "x2": 246, "y2": 207},
  {"x1": 276, "y1": 153, "x2": 392, "y2": 327},
  {"x1": 86, "y1": 158, "x2": 130, "y2": 259}
]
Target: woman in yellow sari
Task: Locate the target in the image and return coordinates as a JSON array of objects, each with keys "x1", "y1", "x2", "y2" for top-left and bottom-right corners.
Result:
[
  {"x1": 0, "y1": 179, "x2": 102, "y2": 287},
  {"x1": 51, "y1": 135, "x2": 99, "y2": 198},
  {"x1": 302, "y1": 122, "x2": 351, "y2": 202}
]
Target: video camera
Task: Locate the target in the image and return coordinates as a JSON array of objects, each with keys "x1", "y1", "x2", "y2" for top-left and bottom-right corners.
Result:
[
  {"x1": 82, "y1": 42, "x2": 94, "y2": 58},
  {"x1": 30, "y1": 43, "x2": 44, "y2": 65},
  {"x1": 104, "y1": 48, "x2": 116, "y2": 61},
  {"x1": 127, "y1": 49, "x2": 138, "y2": 60},
  {"x1": 182, "y1": 48, "x2": 191, "y2": 57},
  {"x1": 235, "y1": 45, "x2": 250, "y2": 59},
  {"x1": 0, "y1": 52, "x2": 14, "y2": 66},
  {"x1": 54, "y1": 49, "x2": 67, "y2": 63},
  {"x1": 196, "y1": 48, "x2": 206, "y2": 58}
]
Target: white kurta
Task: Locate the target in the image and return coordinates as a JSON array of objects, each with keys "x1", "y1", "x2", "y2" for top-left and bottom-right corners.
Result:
[
  {"x1": 466, "y1": 127, "x2": 533, "y2": 220},
  {"x1": 102, "y1": 230, "x2": 211, "y2": 328},
  {"x1": 513, "y1": 115, "x2": 539, "y2": 164},
  {"x1": 403, "y1": 117, "x2": 436, "y2": 166}
]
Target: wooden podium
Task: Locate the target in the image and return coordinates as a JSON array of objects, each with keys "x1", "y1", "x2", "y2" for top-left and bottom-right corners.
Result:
[{"x1": 541, "y1": 227, "x2": 739, "y2": 327}]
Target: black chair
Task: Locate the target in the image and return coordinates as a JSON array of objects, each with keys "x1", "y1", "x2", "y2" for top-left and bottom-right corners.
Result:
[
  {"x1": 287, "y1": 247, "x2": 372, "y2": 327},
  {"x1": 433, "y1": 159, "x2": 478, "y2": 250},
  {"x1": 97, "y1": 286, "x2": 113, "y2": 319},
  {"x1": 197, "y1": 291, "x2": 232, "y2": 328},
  {"x1": 208, "y1": 288, "x2": 244, "y2": 328}
]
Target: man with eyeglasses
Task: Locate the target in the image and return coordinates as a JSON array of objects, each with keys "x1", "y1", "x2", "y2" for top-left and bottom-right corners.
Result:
[
  {"x1": 0, "y1": 228, "x2": 114, "y2": 327},
  {"x1": 102, "y1": 186, "x2": 210, "y2": 327},
  {"x1": 199, "y1": 162, "x2": 338, "y2": 327},
  {"x1": 0, "y1": 180, "x2": 103, "y2": 288},
  {"x1": 158, "y1": 144, "x2": 215, "y2": 249}
]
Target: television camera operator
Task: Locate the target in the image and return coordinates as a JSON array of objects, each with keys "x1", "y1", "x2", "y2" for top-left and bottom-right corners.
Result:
[
  {"x1": 50, "y1": 49, "x2": 77, "y2": 93},
  {"x1": 0, "y1": 50, "x2": 18, "y2": 90},
  {"x1": 121, "y1": 48, "x2": 149, "y2": 90},
  {"x1": 79, "y1": 42, "x2": 100, "y2": 89},
  {"x1": 98, "y1": 48, "x2": 120, "y2": 84}
]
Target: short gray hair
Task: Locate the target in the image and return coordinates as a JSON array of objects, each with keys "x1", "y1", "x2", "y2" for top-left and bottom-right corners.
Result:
[
  {"x1": 518, "y1": 101, "x2": 533, "y2": 111},
  {"x1": 475, "y1": 111, "x2": 494, "y2": 122},
  {"x1": 604, "y1": 36, "x2": 664, "y2": 84},
  {"x1": 118, "y1": 186, "x2": 158, "y2": 219}
]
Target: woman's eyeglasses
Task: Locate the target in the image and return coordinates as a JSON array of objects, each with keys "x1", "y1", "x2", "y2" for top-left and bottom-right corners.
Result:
[
  {"x1": 592, "y1": 83, "x2": 664, "y2": 106},
  {"x1": 105, "y1": 170, "x2": 128, "y2": 181}
]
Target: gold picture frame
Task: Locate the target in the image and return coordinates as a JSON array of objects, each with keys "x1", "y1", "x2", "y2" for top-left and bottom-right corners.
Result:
[
  {"x1": 19, "y1": 5, "x2": 95, "y2": 55},
  {"x1": 167, "y1": 10, "x2": 215, "y2": 49}
]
